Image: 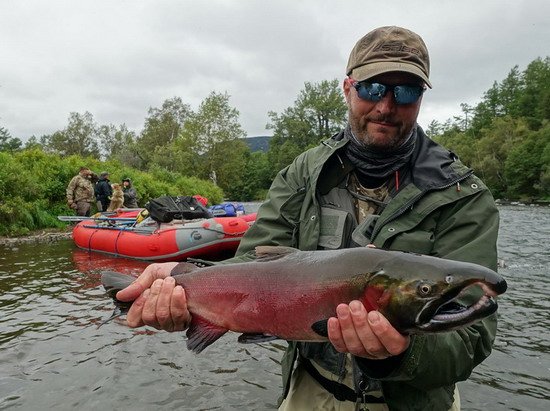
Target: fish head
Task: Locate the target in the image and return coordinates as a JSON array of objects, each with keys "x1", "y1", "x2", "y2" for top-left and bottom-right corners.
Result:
[{"x1": 363, "y1": 253, "x2": 507, "y2": 334}]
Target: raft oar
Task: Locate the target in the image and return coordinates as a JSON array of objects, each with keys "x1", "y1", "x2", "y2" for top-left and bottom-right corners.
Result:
[
  {"x1": 81, "y1": 224, "x2": 152, "y2": 233},
  {"x1": 57, "y1": 215, "x2": 137, "y2": 222}
]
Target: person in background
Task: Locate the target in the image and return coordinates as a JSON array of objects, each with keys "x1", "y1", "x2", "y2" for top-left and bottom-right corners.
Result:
[
  {"x1": 89, "y1": 172, "x2": 102, "y2": 212},
  {"x1": 122, "y1": 178, "x2": 139, "y2": 208},
  {"x1": 114, "y1": 26, "x2": 500, "y2": 411},
  {"x1": 66, "y1": 166, "x2": 95, "y2": 217},
  {"x1": 95, "y1": 171, "x2": 112, "y2": 213}
]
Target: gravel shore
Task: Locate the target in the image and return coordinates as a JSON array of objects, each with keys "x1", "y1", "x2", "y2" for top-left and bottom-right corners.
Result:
[{"x1": 0, "y1": 228, "x2": 72, "y2": 247}]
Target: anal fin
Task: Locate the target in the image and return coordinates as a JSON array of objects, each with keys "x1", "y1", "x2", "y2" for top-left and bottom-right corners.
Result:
[{"x1": 186, "y1": 315, "x2": 228, "y2": 354}]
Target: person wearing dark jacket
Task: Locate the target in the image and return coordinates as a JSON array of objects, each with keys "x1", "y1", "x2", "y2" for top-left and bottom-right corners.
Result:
[
  {"x1": 122, "y1": 178, "x2": 139, "y2": 208},
  {"x1": 113, "y1": 26, "x2": 500, "y2": 411},
  {"x1": 95, "y1": 171, "x2": 112, "y2": 212}
]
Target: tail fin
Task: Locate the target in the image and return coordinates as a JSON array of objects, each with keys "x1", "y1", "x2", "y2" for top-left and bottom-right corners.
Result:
[{"x1": 99, "y1": 271, "x2": 135, "y2": 327}]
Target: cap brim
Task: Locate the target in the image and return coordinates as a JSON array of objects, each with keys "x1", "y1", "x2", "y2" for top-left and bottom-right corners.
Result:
[{"x1": 350, "y1": 62, "x2": 432, "y2": 88}]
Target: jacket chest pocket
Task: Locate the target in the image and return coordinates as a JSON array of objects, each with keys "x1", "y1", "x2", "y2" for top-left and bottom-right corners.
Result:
[
  {"x1": 388, "y1": 230, "x2": 435, "y2": 255},
  {"x1": 380, "y1": 213, "x2": 438, "y2": 255},
  {"x1": 318, "y1": 207, "x2": 355, "y2": 249}
]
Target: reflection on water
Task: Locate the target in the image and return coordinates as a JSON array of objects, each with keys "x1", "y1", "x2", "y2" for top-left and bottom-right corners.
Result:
[{"x1": 0, "y1": 205, "x2": 549, "y2": 410}]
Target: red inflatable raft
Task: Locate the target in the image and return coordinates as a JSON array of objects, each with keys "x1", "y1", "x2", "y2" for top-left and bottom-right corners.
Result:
[{"x1": 72, "y1": 209, "x2": 256, "y2": 262}]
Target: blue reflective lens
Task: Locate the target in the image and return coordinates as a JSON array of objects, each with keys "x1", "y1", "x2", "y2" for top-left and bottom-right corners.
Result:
[{"x1": 353, "y1": 81, "x2": 424, "y2": 105}]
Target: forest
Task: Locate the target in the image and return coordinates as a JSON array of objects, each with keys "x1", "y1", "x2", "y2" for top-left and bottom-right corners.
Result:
[{"x1": 0, "y1": 57, "x2": 548, "y2": 236}]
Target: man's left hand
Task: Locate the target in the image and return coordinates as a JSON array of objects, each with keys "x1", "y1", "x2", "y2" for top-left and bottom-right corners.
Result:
[{"x1": 328, "y1": 300, "x2": 410, "y2": 359}]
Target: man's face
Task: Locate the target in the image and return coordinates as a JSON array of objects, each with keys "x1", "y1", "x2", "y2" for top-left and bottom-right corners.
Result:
[{"x1": 343, "y1": 72, "x2": 423, "y2": 151}]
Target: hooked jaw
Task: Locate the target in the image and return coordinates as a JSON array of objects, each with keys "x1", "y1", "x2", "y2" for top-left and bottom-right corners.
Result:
[{"x1": 415, "y1": 278, "x2": 507, "y2": 332}]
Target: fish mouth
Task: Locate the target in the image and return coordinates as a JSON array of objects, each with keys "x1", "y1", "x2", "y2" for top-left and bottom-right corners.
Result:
[{"x1": 416, "y1": 281, "x2": 505, "y2": 332}]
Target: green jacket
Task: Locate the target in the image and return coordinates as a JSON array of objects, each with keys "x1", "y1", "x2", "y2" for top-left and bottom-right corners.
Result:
[{"x1": 230, "y1": 126, "x2": 499, "y2": 411}]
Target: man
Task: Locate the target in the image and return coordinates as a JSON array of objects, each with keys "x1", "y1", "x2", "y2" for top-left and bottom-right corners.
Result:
[
  {"x1": 95, "y1": 171, "x2": 112, "y2": 212},
  {"x1": 66, "y1": 166, "x2": 95, "y2": 216},
  {"x1": 116, "y1": 26, "x2": 499, "y2": 410},
  {"x1": 122, "y1": 178, "x2": 139, "y2": 208}
]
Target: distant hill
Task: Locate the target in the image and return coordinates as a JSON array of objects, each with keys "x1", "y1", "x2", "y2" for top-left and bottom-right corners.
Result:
[{"x1": 244, "y1": 135, "x2": 272, "y2": 152}]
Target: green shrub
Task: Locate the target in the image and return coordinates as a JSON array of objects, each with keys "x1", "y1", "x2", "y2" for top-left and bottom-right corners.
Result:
[{"x1": 0, "y1": 147, "x2": 226, "y2": 235}]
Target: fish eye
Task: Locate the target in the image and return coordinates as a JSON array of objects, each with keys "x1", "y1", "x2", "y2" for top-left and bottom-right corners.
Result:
[
  {"x1": 417, "y1": 283, "x2": 432, "y2": 296},
  {"x1": 445, "y1": 275, "x2": 454, "y2": 284}
]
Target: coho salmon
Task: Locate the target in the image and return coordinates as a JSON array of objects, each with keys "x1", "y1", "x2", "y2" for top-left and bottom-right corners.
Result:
[{"x1": 102, "y1": 246, "x2": 507, "y2": 353}]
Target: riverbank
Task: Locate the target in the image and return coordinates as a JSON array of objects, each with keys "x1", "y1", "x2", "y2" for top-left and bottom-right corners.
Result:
[{"x1": 0, "y1": 227, "x2": 72, "y2": 247}]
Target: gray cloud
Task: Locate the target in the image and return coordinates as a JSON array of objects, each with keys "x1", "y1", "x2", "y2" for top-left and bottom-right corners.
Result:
[{"x1": 1, "y1": 0, "x2": 548, "y2": 140}]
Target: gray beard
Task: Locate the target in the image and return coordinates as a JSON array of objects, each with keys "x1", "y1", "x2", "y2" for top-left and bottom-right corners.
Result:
[{"x1": 348, "y1": 109, "x2": 411, "y2": 152}]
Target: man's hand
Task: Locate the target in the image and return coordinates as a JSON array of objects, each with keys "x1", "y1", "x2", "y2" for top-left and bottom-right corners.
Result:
[
  {"x1": 328, "y1": 300, "x2": 410, "y2": 359},
  {"x1": 116, "y1": 262, "x2": 191, "y2": 332}
]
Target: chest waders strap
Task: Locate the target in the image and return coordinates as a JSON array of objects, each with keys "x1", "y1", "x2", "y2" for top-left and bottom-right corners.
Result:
[{"x1": 301, "y1": 358, "x2": 386, "y2": 404}]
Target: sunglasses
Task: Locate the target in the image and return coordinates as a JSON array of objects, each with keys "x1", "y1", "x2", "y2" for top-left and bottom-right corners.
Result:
[{"x1": 349, "y1": 78, "x2": 425, "y2": 105}]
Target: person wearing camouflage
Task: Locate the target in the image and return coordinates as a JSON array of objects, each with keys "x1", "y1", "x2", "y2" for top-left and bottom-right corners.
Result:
[{"x1": 66, "y1": 166, "x2": 95, "y2": 217}]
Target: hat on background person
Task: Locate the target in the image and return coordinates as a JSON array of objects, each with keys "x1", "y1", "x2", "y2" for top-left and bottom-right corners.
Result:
[
  {"x1": 346, "y1": 26, "x2": 432, "y2": 87},
  {"x1": 100, "y1": 171, "x2": 109, "y2": 178},
  {"x1": 122, "y1": 178, "x2": 131, "y2": 183}
]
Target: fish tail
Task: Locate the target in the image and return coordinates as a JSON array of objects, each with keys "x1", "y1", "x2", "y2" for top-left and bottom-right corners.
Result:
[{"x1": 100, "y1": 271, "x2": 135, "y2": 327}]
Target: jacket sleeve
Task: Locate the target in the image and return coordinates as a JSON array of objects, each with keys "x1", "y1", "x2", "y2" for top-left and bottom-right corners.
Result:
[
  {"x1": 357, "y1": 188, "x2": 500, "y2": 389},
  {"x1": 66, "y1": 176, "x2": 77, "y2": 203},
  {"x1": 123, "y1": 188, "x2": 137, "y2": 203}
]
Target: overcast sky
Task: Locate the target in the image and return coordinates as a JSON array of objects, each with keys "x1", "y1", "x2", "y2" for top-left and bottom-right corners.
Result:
[{"x1": 1, "y1": 0, "x2": 549, "y2": 141}]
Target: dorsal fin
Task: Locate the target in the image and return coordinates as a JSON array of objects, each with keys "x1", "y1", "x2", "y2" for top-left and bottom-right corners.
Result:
[{"x1": 255, "y1": 246, "x2": 299, "y2": 261}]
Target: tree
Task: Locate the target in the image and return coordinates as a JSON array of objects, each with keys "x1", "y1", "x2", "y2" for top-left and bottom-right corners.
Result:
[
  {"x1": 429, "y1": 56, "x2": 550, "y2": 200},
  {"x1": 40, "y1": 111, "x2": 100, "y2": 158},
  {"x1": 0, "y1": 127, "x2": 22, "y2": 152},
  {"x1": 183, "y1": 92, "x2": 248, "y2": 194},
  {"x1": 98, "y1": 123, "x2": 138, "y2": 163},
  {"x1": 267, "y1": 79, "x2": 347, "y2": 173},
  {"x1": 148, "y1": 92, "x2": 249, "y2": 196},
  {"x1": 24, "y1": 136, "x2": 43, "y2": 150},
  {"x1": 504, "y1": 123, "x2": 550, "y2": 199},
  {"x1": 474, "y1": 116, "x2": 530, "y2": 197},
  {"x1": 137, "y1": 97, "x2": 192, "y2": 168},
  {"x1": 425, "y1": 120, "x2": 442, "y2": 139},
  {"x1": 517, "y1": 57, "x2": 550, "y2": 127},
  {"x1": 228, "y1": 151, "x2": 272, "y2": 200}
]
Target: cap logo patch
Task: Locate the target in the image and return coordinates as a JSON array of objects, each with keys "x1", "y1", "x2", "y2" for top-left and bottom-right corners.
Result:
[{"x1": 373, "y1": 42, "x2": 421, "y2": 56}]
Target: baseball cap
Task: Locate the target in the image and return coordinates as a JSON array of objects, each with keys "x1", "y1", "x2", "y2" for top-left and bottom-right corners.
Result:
[{"x1": 346, "y1": 26, "x2": 432, "y2": 88}]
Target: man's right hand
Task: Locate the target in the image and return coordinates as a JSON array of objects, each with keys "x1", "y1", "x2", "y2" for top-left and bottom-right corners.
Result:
[{"x1": 116, "y1": 262, "x2": 191, "y2": 332}]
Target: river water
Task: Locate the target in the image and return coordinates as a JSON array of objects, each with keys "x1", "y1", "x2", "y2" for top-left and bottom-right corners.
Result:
[{"x1": 0, "y1": 205, "x2": 548, "y2": 410}]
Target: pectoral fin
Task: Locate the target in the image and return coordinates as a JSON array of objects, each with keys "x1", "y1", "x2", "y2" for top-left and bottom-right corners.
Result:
[
  {"x1": 186, "y1": 315, "x2": 228, "y2": 353},
  {"x1": 311, "y1": 319, "x2": 329, "y2": 338}
]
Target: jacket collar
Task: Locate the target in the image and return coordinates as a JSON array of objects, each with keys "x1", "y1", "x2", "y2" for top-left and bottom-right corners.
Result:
[{"x1": 320, "y1": 125, "x2": 471, "y2": 193}]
